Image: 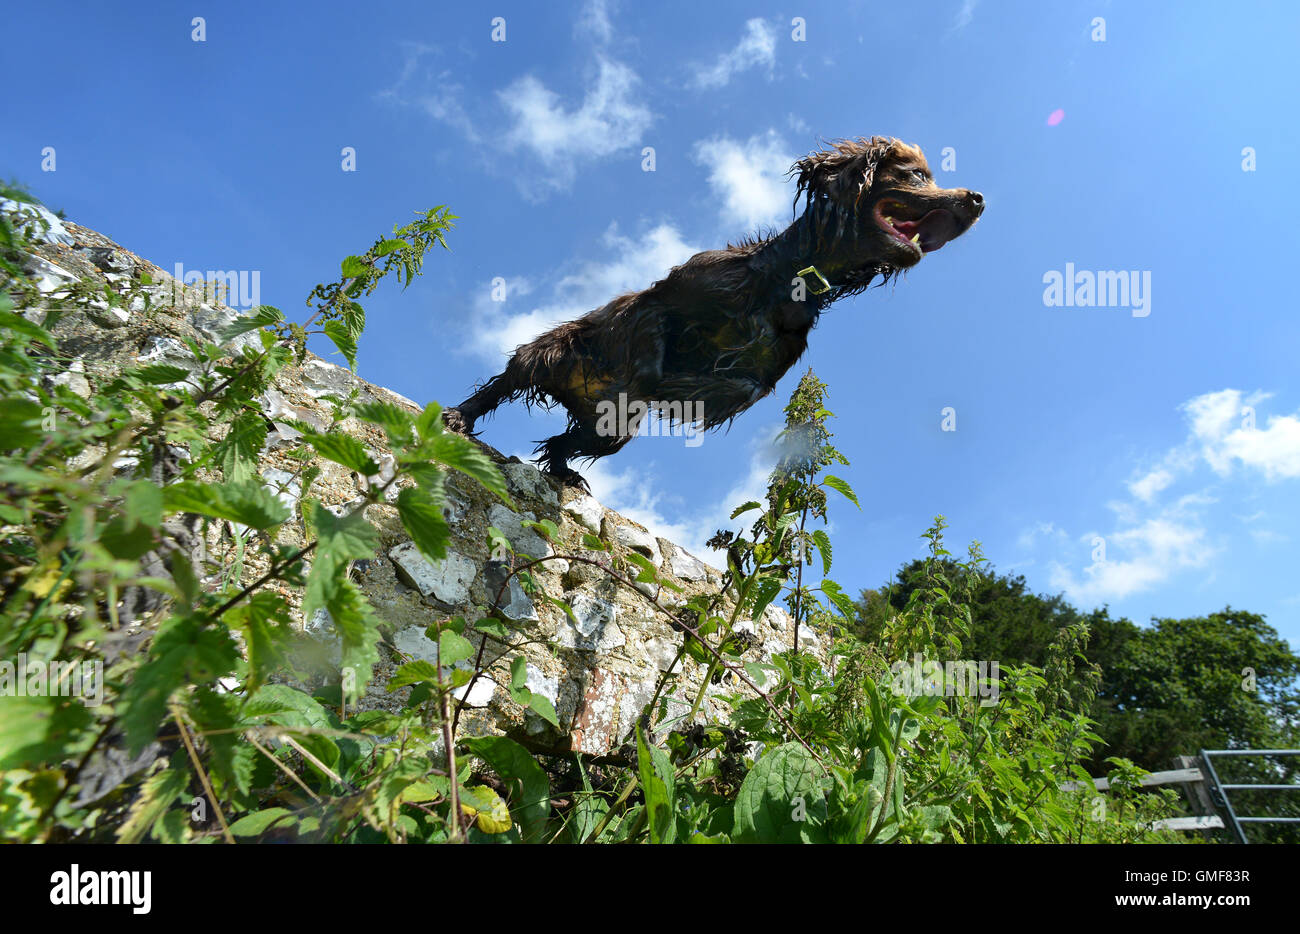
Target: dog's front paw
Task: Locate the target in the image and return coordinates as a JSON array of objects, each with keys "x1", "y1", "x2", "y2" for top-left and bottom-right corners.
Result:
[
  {"x1": 442, "y1": 407, "x2": 472, "y2": 434},
  {"x1": 545, "y1": 465, "x2": 591, "y2": 493}
]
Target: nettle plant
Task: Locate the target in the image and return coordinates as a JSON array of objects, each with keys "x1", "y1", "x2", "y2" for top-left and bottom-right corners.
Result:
[{"x1": 0, "y1": 186, "x2": 1181, "y2": 843}]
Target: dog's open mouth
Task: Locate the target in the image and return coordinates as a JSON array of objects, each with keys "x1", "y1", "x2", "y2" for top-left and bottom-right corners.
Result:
[{"x1": 874, "y1": 200, "x2": 962, "y2": 255}]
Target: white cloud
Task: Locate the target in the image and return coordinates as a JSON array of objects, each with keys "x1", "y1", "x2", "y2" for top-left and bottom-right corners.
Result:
[
  {"x1": 1026, "y1": 387, "x2": 1300, "y2": 605},
  {"x1": 1049, "y1": 516, "x2": 1217, "y2": 604},
  {"x1": 577, "y1": 0, "x2": 614, "y2": 43},
  {"x1": 464, "y1": 223, "x2": 700, "y2": 363},
  {"x1": 498, "y1": 57, "x2": 653, "y2": 194},
  {"x1": 951, "y1": 0, "x2": 979, "y2": 32},
  {"x1": 1184, "y1": 389, "x2": 1300, "y2": 480},
  {"x1": 693, "y1": 131, "x2": 796, "y2": 231},
  {"x1": 692, "y1": 19, "x2": 777, "y2": 89},
  {"x1": 376, "y1": 43, "x2": 481, "y2": 143},
  {"x1": 1128, "y1": 467, "x2": 1173, "y2": 503}
]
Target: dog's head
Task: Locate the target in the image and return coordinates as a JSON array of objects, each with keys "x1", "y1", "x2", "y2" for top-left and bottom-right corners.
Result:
[{"x1": 791, "y1": 137, "x2": 984, "y2": 272}]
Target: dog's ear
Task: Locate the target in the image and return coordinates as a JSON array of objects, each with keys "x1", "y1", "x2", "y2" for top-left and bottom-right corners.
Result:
[{"x1": 789, "y1": 137, "x2": 893, "y2": 213}]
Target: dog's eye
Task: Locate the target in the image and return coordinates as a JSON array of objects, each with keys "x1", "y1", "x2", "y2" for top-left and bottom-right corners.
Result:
[{"x1": 912, "y1": 169, "x2": 931, "y2": 184}]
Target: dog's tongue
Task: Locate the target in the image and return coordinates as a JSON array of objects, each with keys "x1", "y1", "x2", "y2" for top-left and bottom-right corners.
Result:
[{"x1": 901, "y1": 209, "x2": 960, "y2": 253}]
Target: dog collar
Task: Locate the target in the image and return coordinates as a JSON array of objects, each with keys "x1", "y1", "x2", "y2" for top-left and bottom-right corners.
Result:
[{"x1": 796, "y1": 265, "x2": 832, "y2": 295}]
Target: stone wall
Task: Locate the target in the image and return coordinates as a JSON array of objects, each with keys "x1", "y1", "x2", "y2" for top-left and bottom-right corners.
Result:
[{"x1": 8, "y1": 202, "x2": 831, "y2": 756}]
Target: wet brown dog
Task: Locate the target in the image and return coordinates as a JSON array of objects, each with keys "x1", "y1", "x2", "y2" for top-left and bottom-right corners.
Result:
[{"x1": 444, "y1": 137, "x2": 983, "y2": 488}]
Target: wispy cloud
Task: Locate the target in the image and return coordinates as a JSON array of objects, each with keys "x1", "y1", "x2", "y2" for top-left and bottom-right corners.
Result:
[
  {"x1": 462, "y1": 223, "x2": 700, "y2": 364},
  {"x1": 1027, "y1": 388, "x2": 1300, "y2": 606},
  {"x1": 577, "y1": 0, "x2": 614, "y2": 43},
  {"x1": 951, "y1": 0, "x2": 979, "y2": 33},
  {"x1": 1048, "y1": 513, "x2": 1218, "y2": 604},
  {"x1": 693, "y1": 130, "x2": 796, "y2": 231},
  {"x1": 498, "y1": 57, "x2": 654, "y2": 194},
  {"x1": 692, "y1": 18, "x2": 777, "y2": 89}
]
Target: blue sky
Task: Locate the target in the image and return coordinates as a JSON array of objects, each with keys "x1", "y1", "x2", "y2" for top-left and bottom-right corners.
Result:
[{"x1": 5, "y1": 1, "x2": 1299, "y2": 646}]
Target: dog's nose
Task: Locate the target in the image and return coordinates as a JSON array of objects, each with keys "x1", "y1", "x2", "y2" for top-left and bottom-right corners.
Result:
[{"x1": 968, "y1": 190, "x2": 984, "y2": 216}]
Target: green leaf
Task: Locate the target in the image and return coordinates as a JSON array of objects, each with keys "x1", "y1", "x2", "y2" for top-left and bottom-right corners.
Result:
[
  {"x1": 397, "y1": 485, "x2": 451, "y2": 561},
  {"x1": 527, "y1": 693, "x2": 560, "y2": 728},
  {"x1": 341, "y1": 255, "x2": 369, "y2": 278},
  {"x1": 822, "y1": 475, "x2": 860, "y2": 509},
  {"x1": 819, "y1": 578, "x2": 856, "y2": 618},
  {"x1": 387, "y1": 660, "x2": 440, "y2": 691},
  {"x1": 224, "y1": 592, "x2": 294, "y2": 689},
  {"x1": 132, "y1": 363, "x2": 192, "y2": 385},
  {"x1": 428, "y1": 430, "x2": 509, "y2": 502},
  {"x1": 730, "y1": 500, "x2": 762, "y2": 519},
  {"x1": 308, "y1": 498, "x2": 379, "y2": 567},
  {"x1": 510, "y1": 656, "x2": 528, "y2": 689},
  {"x1": 374, "y1": 238, "x2": 409, "y2": 257},
  {"x1": 0, "y1": 399, "x2": 45, "y2": 450},
  {"x1": 733, "y1": 742, "x2": 827, "y2": 843},
  {"x1": 218, "y1": 304, "x2": 283, "y2": 342},
  {"x1": 301, "y1": 430, "x2": 379, "y2": 475},
  {"x1": 637, "y1": 726, "x2": 676, "y2": 844},
  {"x1": 229, "y1": 807, "x2": 295, "y2": 837},
  {"x1": 116, "y1": 767, "x2": 190, "y2": 844},
  {"x1": 439, "y1": 630, "x2": 475, "y2": 667},
  {"x1": 353, "y1": 400, "x2": 415, "y2": 444},
  {"x1": 164, "y1": 480, "x2": 289, "y2": 530},
  {"x1": 812, "y1": 529, "x2": 832, "y2": 574},
  {"x1": 463, "y1": 736, "x2": 550, "y2": 843},
  {"x1": 323, "y1": 319, "x2": 358, "y2": 370},
  {"x1": 212, "y1": 411, "x2": 268, "y2": 483}
]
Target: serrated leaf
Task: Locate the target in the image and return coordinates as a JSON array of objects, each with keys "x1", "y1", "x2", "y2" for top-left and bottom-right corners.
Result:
[
  {"x1": 323, "y1": 319, "x2": 358, "y2": 370},
  {"x1": 301, "y1": 430, "x2": 379, "y2": 475},
  {"x1": 428, "y1": 431, "x2": 509, "y2": 503},
  {"x1": 397, "y1": 485, "x2": 450, "y2": 561},
  {"x1": 213, "y1": 411, "x2": 268, "y2": 483},
  {"x1": 387, "y1": 660, "x2": 440, "y2": 691},
  {"x1": 132, "y1": 363, "x2": 192, "y2": 385},
  {"x1": 229, "y1": 807, "x2": 295, "y2": 837},
  {"x1": 812, "y1": 529, "x2": 832, "y2": 574},
  {"x1": 116, "y1": 767, "x2": 189, "y2": 844},
  {"x1": 164, "y1": 480, "x2": 289, "y2": 530},
  {"x1": 822, "y1": 475, "x2": 860, "y2": 509},
  {"x1": 730, "y1": 500, "x2": 762, "y2": 519},
  {"x1": 439, "y1": 630, "x2": 475, "y2": 667},
  {"x1": 218, "y1": 304, "x2": 283, "y2": 342}
]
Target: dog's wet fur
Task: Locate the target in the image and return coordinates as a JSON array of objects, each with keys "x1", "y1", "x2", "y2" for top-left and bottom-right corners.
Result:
[{"x1": 445, "y1": 137, "x2": 984, "y2": 489}]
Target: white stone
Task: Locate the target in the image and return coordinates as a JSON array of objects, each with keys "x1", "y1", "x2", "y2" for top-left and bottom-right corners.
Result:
[
  {"x1": 1, "y1": 199, "x2": 75, "y2": 245},
  {"x1": 563, "y1": 493, "x2": 604, "y2": 533},
  {"x1": 668, "y1": 545, "x2": 711, "y2": 581},
  {"x1": 389, "y1": 544, "x2": 475, "y2": 605},
  {"x1": 300, "y1": 358, "x2": 357, "y2": 398},
  {"x1": 615, "y1": 523, "x2": 661, "y2": 566},
  {"x1": 558, "y1": 591, "x2": 624, "y2": 652},
  {"x1": 22, "y1": 255, "x2": 78, "y2": 294},
  {"x1": 50, "y1": 357, "x2": 90, "y2": 398}
]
